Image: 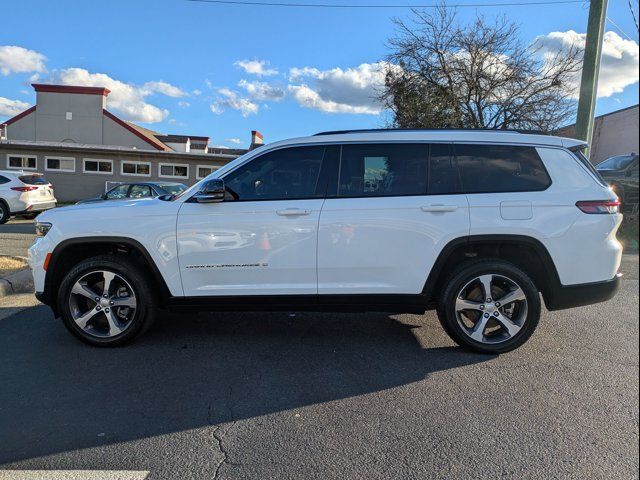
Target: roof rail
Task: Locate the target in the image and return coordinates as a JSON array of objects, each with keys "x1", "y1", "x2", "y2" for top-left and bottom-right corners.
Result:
[{"x1": 313, "y1": 128, "x2": 547, "y2": 136}]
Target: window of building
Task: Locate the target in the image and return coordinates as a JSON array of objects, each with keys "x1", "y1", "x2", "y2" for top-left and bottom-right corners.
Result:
[
  {"x1": 338, "y1": 144, "x2": 428, "y2": 197},
  {"x1": 196, "y1": 165, "x2": 218, "y2": 179},
  {"x1": 105, "y1": 184, "x2": 129, "y2": 199},
  {"x1": 122, "y1": 161, "x2": 151, "y2": 177},
  {"x1": 159, "y1": 163, "x2": 189, "y2": 179},
  {"x1": 224, "y1": 146, "x2": 326, "y2": 201},
  {"x1": 45, "y1": 156, "x2": 76, "y2": 173},
  {"x1": 455, "y1": 144, "x2": 551, "y2": 193},
  {"x1": 129, "y1": 184, "x2": 153, "y2": 198},
  {"x1": 7, "y1": 154, "x2": 37, "y2": 170},
  {"x1": 83, "y1": 159, "x2": 113, "y2": 174}
]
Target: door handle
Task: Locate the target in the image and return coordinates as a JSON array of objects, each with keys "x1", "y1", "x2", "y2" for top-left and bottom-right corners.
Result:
[
  {"x1": 276, "y1": 208, "x2": 312, "y2": 216},
  {"x1": 420, "y1": 204, "x2": 458, "y2": 213}
]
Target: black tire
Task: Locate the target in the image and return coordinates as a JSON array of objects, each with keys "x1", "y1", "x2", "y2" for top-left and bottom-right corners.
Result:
[
  {"x1": 436, "y1": 259, "x2": 541, "y2": 354},
  {"x1": 0, "y1": 201, "x2": 10, "y2": 224},
  {"x1": 57, "y1": 255, "x2": 157, "y2": 347}
]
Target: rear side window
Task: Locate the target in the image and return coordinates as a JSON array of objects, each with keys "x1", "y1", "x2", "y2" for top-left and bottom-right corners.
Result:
[
  {"x1": 338, "y1": 143, "x2": 428, "y2": 197},
  {"x1": 455, "y1": 144, "x2": 551, "y2": 193},
  {"x1": 0, "y1": 175, "x2": 10, "y2": 185},
  {"x1": 429, "y1": 144, "x2": 460, "y2": 194},
  {"x1": 18, "y1": 175, "x2": 49, "y2": 185}
]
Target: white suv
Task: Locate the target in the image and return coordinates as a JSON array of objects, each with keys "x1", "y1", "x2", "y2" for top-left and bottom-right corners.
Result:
[
  {"x1": 28, "y1": 130, "x2": 623, "y2": 353},
  {"x1": 0, "y1": 170, "x2": 57, "y2": 224}
]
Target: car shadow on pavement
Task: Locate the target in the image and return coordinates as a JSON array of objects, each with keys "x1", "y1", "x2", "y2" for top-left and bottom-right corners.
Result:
[{"x1": 0, "y1": 306, "x2": 492, "y2": 465}]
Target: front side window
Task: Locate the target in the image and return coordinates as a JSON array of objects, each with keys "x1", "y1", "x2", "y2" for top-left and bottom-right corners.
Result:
[
  {"x1": 7, "y1": 155, "x2": 37, "y2": 170},
  {"x1": 84, "y1": 159, "x2": 113, "y2": 174},
  {"x1": 105, "y1": 184, "x2": 129, "y2": 199},
  {"x1": 338, "y1": 143, "x2": 428, "y2": 197},
  {"x1": 45, "y1": 156, "x2": 75, "y2": 172},
  {"x1": 129, "y1": 185, "x2": 153, "y2": 198},
  {"x1": 455, "y1": 144, "x2": 551, "y2": 193},
  {"x1": 223, "y1": 146, "x2": 326, "y2": 201}
]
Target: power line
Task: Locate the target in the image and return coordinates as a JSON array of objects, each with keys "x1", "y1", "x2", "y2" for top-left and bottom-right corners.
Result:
[
  {"x1": 606, "y1": 15, "x2": 634, "y2": 39},
  {"x1": 628, "y1": 0, "x2": 639, "y2": 32},
  {"x1": 187, "y1": 0, "x2": 586, "y2": 8}
]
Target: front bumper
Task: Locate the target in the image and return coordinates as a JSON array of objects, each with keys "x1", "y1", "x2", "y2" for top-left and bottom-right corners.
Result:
[{"x1": 545, "y1": 273, "x2": 622, "y2": 311}]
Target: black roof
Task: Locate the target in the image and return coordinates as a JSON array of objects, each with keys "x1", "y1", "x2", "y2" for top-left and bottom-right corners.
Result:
[{"x1": 313, "y1": 128, "x2": 547, "y2": 136}]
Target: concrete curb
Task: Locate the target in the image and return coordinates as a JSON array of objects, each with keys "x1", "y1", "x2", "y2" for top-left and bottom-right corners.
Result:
[{"x1": 0, "y1": 268, "x2": 34, "y2": 298}]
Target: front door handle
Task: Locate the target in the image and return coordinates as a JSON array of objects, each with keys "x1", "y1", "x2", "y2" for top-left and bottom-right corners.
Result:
[
  {"x1": 421, "y1": 204, "x2": 458, "y2": 213},
  {"x1": 276, "y1": 208, "x2": 312, "y2": 216}
]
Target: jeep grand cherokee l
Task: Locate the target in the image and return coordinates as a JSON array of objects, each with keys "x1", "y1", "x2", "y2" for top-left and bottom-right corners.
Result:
[{"x1": 28, "y1": 129, "x2": 623, "y2": 354}]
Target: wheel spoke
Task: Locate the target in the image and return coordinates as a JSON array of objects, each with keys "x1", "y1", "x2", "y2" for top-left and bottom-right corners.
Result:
[
  {"x1": 495, "y1": 312, "x2": 522, "y2": 337},
  {"x1": 75, "y1": 308, "x2": 100, "y2": 330},
  {"x1": 71, "y1": 282, "x2": 99, "y2": 301},
  {"x1": 478, "y1": 275, "x2": 493, "y2": 302},
  {"x1": 111, "y1": 295, "x2": 136, "y2": 308},
  {"x1": 101, "y1": 271, "x2": 116, "y2": 297},
  {"x1": 456, "y1": 297, "x2": 484, "y2": 311},
  {"x1": 105, "y1": 310, "x2": 124, "y2": 336},
  {"x1": 469, "y1": 315, "x2": 491, "y2": 342},
  {"x1": 498, "y1": 287, "x2": 526, "y2": 306}
]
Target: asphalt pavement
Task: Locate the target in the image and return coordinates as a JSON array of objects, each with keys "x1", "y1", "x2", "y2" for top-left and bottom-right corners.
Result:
[
  {"x1": 0, "y1": 256, "x2": 637, "y2": 479},
  {"x1": 0, "y1": 219, "x2": 35, "y2": 258}
]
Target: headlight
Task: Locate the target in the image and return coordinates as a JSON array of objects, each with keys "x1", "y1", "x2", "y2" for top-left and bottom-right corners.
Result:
[{"x1": 35, "y1": 222, "x2": 52, "y2": 237}]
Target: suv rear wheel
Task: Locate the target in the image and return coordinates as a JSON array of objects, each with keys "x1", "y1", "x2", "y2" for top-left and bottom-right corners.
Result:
[
  {"x1": 437, "y1": 259, "x2": 541, "y2": 354},
  {"x1": 57, "y1": 255, "x2": 157, "y2": 346},
  {"x1": 0, "y1": 202, "x2": 9, "y2": 224}
]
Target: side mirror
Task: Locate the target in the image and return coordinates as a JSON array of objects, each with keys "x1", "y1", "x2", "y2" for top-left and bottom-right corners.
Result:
[{"x1": 193, "y1": 179, "x2": 225, "y2": 203}]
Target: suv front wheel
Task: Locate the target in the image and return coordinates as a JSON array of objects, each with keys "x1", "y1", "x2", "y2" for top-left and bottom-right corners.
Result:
[
  {"x1": 437, "y1": 259, "x2": 541, "y2": 354},
  {"x1": 58, "y1": 255, "x2": 157, "y2": 346}
]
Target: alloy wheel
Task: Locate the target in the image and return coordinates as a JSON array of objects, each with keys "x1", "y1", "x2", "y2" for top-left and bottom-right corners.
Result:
[
  {"x1": 68, "y1": 270, "x2": 137, "y2": 338},
  {"x1": 454, "y1": 273, "x2": 528, "y2": 345}
]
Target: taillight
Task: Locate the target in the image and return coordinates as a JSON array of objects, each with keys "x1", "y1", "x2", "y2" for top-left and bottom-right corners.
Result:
[
  {"x1": 576, "y1": 200, "x2": 620, "y2": 214},
  {"x1": 10, "y1": 186, "x2": 38, "y2": 192}
]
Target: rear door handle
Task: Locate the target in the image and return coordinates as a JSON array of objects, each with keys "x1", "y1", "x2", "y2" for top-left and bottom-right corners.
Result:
[
  {"x1": 276, "y1": 208, "x2": 312, "y2": 216},
  {"x1": 420, "y1": 204, "x2": 458, "y2": 213}
]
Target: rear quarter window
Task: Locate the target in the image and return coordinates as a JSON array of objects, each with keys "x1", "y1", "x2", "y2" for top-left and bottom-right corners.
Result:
[{"x1": 455, "y1": 144, "x2": 551, "y2": 193}]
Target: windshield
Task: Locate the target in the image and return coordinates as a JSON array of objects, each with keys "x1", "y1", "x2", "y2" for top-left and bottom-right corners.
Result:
[
  {"x1": 159, "y1": 183, "x2": 187, "y2": 195},
  {"x1": 597, "y1": 154, "x2": 637, "y2": 171}
]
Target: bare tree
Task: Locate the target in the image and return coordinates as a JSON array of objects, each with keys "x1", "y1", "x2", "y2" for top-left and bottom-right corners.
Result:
[{"x1": 381, "y1": 7, "x2": 582, "y2": 132}]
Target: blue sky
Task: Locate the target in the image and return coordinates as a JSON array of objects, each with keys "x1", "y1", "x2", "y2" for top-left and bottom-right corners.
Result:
[{"x1": 1, "y1": 0, "x2": 638, "y2": 148}]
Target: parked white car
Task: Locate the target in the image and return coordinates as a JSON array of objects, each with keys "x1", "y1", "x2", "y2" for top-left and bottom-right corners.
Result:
[
  {"x1": 28, "y1": 129, "x2": 623, "y2": 353},
  {"x1": 0, "y1": 170, "x2": 57, "y2": 224}
]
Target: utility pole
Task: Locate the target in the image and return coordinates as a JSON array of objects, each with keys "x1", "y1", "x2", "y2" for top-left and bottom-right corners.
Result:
[{"x1": 575, "y1": 0, "x2": 609, "y2": 155}]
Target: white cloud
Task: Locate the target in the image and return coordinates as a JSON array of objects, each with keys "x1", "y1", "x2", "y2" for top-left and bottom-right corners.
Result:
[
  {"x1": 226, "y1": 137, "x2": 242, "y2": 144},
  {"x1": 0, "y1": 45, "x2": 47, "y2": 76},
  {"x1": 142, "y1": 81, "x2": 187, "y2": 98},
  {"x1": 192, "y1": 89, "x2": 202, "y2": 96},
  {"x1": 234, "y1": 59, "x2": 278, "y2": 77},
  {"x1": 534, "y1": 30, "x2": 639, "y2": 98},
  {"x1": 238, "y1": 79, "x2": 286, "y2": 101},
  {"x1": 210, "y1": 88, "x2": 259, "y2": 117},
  {"x1": 287, "y1": 62, "x2": 391, "y2": 114},
  {"x1": 46, "y1": 68, "x2": 177, "y2": 123},
  {"x1": 0, "y1": 96, "x2": 31, "y2": 117},
  {"x1": 178, "y1": 101, "x2": 191, "y2": 108}
]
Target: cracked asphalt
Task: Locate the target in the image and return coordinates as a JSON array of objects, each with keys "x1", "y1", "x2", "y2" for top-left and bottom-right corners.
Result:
[{"x1": 0, "y1": 256, "x2": 637, "y2": 479}]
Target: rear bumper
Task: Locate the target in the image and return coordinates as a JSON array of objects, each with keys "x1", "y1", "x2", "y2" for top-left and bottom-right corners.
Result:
[
  {"x1": 12, "y1": 201, "x2": 57, "y2": 215},
  {"x1": 544, "y1": 273, "x2": 622, "y2": 311}
]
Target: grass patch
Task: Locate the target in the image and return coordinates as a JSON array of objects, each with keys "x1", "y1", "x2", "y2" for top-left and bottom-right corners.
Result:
[
  {"x1": 619, "y1": 214, "x2": 639, "y2": 252},
  {"x1": 0, "y1": 256, "x2": 28, "y2": 278}
]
